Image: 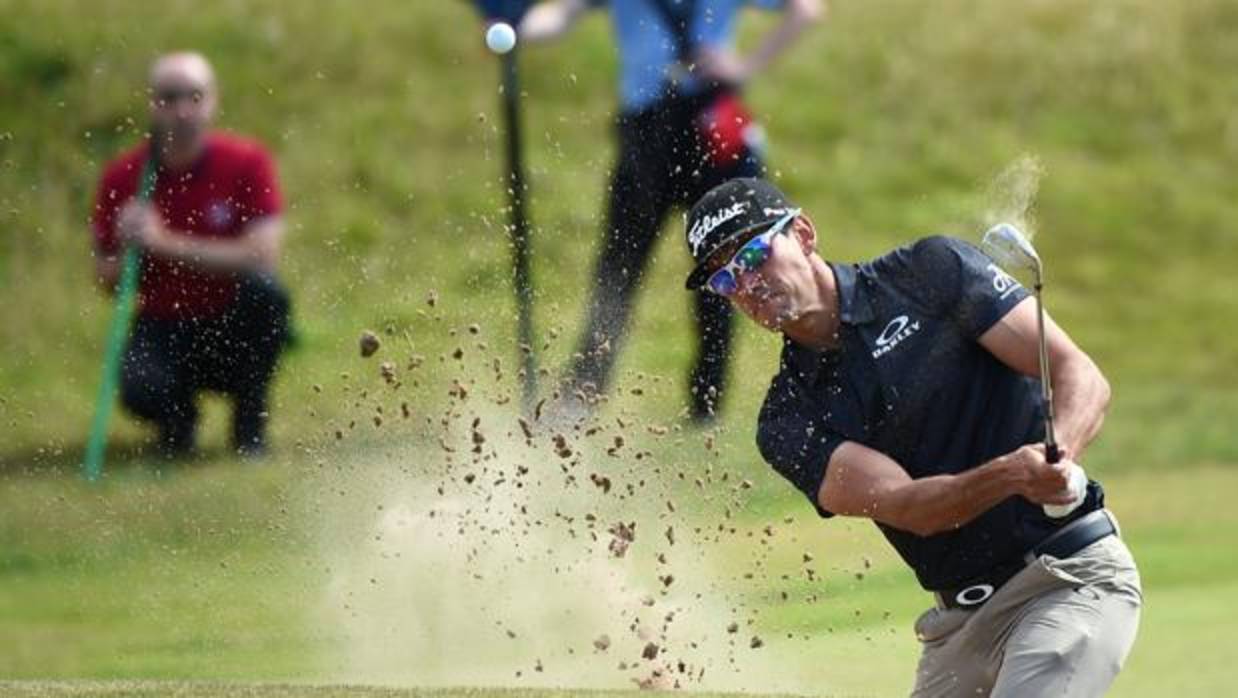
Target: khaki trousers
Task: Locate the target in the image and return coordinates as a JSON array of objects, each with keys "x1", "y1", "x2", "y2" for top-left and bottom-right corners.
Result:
[{"x1": 910, "y1": 526, "x2": 1142, "y2": 697}]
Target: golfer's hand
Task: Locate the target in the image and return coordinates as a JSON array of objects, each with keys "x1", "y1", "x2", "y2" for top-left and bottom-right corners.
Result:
[
  {"x1": 1005, "y1": 444, "x2": 1076, "y2": 506},
  {"x1": 117, "y1": 201, "x2": 164, "y2": 250},
  {"x1": 694, "y1": 46, "x2": 751, "y2": 87}
]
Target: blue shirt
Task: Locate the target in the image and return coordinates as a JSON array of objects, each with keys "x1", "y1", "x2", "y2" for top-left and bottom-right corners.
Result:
[
  {"x1": 756, "y1": 236, "x2": 1104, "y2": 590},
  {"x1": 590, "y1": 0, "x2": 786, "y2": 113}
]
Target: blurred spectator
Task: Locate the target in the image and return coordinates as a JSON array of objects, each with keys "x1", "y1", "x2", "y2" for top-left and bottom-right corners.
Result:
[
  {"x1": 520, "y1": 0, "x2": 823, "y2": 422},
  {"x1": 91, "y1": 52, "x2": 290, "y2": 458}
]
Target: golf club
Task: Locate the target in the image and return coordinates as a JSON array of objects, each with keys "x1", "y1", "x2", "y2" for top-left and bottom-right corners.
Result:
[{"x1": 981, "y1": 223, "x2": 1087, "y2": 518}]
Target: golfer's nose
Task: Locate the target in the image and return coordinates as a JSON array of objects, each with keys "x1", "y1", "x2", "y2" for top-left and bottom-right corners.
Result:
[{"x1": 734, "y1": 268, "x2": 764, "y2": 296}]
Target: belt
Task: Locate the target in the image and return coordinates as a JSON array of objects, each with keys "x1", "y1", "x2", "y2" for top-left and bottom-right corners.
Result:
[{"x1": 935, "y1": 509, "x2": 1118, "y2": 610}]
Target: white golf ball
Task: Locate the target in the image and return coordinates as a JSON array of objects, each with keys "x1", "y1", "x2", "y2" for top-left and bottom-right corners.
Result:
[{"x1": 485, "y1": 22, "x2": 517, "y2": 54}]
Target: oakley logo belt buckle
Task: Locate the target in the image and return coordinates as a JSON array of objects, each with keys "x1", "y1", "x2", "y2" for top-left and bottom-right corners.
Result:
[{"x1": 955, "y1": 584, "x2": 995, "y2": 606}]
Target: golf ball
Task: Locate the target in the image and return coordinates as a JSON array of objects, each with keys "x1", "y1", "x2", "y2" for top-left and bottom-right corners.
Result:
[{"x1": 485, "y1": 22, "x2": 517, "y2": 54}]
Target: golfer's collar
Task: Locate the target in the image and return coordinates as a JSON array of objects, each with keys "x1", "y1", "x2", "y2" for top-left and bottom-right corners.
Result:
[
  {"x1": 830, "y1": 262, "x2": 875, "y2": 325},
  {"x1": 780, "y1": 262, "x2": 869, "y2": 382}
]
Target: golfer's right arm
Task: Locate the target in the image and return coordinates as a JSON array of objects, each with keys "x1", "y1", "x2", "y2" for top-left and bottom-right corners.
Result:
[
  {"x1": 518, "y1": 0, "x2": 590, "y2": 42},
  {"x1": 819, "y1": 441, "x2": 1076, "y2": 537},
  {"x1": 977, "y1": 298, "x2": 1112, "y2": 463}
]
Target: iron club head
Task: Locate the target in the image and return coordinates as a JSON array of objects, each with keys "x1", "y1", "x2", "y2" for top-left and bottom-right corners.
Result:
[{"x1": 982, "y1": 222, "x2": 1043, "y2": 283}]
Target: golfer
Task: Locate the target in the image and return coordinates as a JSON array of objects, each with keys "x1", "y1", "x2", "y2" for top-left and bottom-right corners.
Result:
[
  {"x1": 520, "y1": 0, "x2": 824, "y2": 422},
  {"x1": 683, "y1": 178, "x2": 1141, "y2": 696},
  {"x1": 90, "y1": 52, "x2": 290, "y2": 457}
]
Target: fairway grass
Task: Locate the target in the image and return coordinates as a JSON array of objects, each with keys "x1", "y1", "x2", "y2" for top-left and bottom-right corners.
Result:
[{"x1": 3, "y1": 453, "x2": 1237, "y2": 697}]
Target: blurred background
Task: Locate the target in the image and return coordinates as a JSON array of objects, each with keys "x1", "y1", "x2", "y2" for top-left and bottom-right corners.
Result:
[{"x1": 1, "y1": 0, "x2": 1236, "y2": 695}]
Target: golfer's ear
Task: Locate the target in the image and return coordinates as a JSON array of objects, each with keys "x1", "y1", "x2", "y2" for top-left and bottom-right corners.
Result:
[{"x1": 792, "y1": 214, "x2": 817, "y2": 253}]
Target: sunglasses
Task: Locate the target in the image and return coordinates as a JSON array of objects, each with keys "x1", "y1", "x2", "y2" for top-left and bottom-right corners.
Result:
[{"x1": 705, "y1": 208, "x2": 800, "y2": 296}]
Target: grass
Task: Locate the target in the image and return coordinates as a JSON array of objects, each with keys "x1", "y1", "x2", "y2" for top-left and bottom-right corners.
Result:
[
  {"x1": 1, "y1": 0, "x2": 1237, "y2": 695},
  {"x1": 2, "y1": 449, "x2": 1237, "y2": 696},
  {"x1": 1, "y1": 0, "x2": 1236, "y2": 465}
]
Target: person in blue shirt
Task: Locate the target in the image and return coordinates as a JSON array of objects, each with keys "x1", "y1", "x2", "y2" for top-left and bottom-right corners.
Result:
[
  {"x1": 682, "y1": 178, "x2": 1141, "y2": 696},
  {"x1": 519, "y1": 0, "x2": 824, "y2": 422}
]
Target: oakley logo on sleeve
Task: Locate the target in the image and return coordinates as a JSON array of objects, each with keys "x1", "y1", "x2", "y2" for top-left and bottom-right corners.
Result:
[
  {"x1": 987, "y1": 264, "x2": 1021, "y2": 299},
  {"x1": 872, "y1": 314, "x2": 921, "y2": 359}
]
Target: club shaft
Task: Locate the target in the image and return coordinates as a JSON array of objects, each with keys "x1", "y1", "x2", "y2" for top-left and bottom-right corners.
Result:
[{"x1": 1034, "y1": 280, "x2": 1060, "y2": 463}]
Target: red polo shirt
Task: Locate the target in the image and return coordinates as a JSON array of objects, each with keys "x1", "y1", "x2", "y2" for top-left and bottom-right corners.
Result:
[{"x1": 91, "y1": 132, "x2": 284, "y2": 320}]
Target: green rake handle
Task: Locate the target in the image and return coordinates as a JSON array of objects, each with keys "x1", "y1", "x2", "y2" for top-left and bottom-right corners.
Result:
[{"x1": 83, "y1": 157, "x2": 158, "y2": 482}]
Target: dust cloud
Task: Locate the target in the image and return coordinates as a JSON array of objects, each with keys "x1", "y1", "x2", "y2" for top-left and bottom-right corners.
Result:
[
  {"x1": 302, "y1": 394, "x2": 825, "y2": 693},
  {"x1": 982, "y1": 154, "x2": 1044, "y2": 241}
]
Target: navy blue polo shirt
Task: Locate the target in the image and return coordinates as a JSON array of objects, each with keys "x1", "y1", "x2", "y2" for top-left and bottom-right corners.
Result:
[{"x1": 756, "y1": 236, "x2": 1104, "y2": 591}]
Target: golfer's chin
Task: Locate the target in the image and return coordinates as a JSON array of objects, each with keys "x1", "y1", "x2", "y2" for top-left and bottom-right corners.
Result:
[{"x1": 751, "y1": 299, "x2": 798, "y2": 332}]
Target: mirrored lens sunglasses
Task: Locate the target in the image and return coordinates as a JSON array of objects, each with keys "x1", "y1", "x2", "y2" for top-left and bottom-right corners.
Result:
[{"x1": 705, "y1": 209, "x2": 800, "y2": 296}]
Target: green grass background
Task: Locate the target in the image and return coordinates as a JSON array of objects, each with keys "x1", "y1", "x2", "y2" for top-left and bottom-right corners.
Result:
[{"x1": 2, "y1": 0, "x2": 1236, "y2": 695}]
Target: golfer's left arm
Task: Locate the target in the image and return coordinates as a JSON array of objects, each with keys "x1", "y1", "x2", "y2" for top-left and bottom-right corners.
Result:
[{"x1": 978, "y1": 298, "x2": 1111, "y2": 460}]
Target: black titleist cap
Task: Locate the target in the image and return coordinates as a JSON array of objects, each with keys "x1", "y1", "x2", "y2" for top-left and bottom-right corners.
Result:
[{"x1": 684, "y1": 178, "x2": 797, "y2": 290}]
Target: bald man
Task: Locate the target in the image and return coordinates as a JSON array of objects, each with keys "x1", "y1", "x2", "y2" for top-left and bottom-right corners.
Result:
[{"x1": 91, "y1": 52, "x2": 291, "y2": 458}]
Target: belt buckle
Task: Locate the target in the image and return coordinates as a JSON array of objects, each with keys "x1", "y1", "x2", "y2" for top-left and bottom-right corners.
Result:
[
  {"x1": 954, "y1": 583, "x2": 996, "y2": 607},
  {"x1": 933, "y1": 510, "x2": 1120, "y2": 612},
  {"x1": 938, "y1": 559, "x2": 1023, "y2": 610}
]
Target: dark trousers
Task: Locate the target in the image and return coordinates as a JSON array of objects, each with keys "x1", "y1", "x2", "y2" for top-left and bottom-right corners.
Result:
[
  {"x1": 568, "y1": 92, "x2": 763, "y2": 418},
  {"x1": 120, "y1": 274, "x2": 290, "y2": 455}
]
